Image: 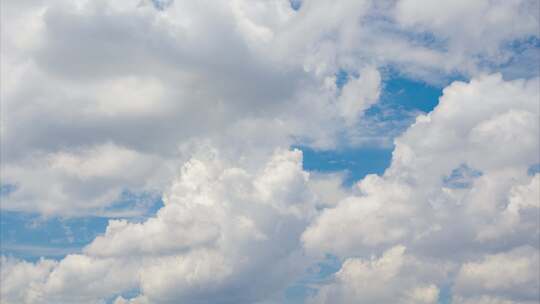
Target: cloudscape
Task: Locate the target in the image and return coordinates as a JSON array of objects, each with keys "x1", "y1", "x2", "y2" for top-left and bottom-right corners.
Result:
[{"x1": 1, "y1": 0, "x2": 539, "y2": 303}]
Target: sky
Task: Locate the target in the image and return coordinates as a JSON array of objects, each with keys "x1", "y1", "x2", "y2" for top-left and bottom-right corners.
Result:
[{"x1": 0, "y1": 0, "x2": 539, "y2": 303}]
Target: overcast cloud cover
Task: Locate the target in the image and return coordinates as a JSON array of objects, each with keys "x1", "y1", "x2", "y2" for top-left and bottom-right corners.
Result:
[{"x1": 0, "y1": 0, "x2": 539, "y2": 303}]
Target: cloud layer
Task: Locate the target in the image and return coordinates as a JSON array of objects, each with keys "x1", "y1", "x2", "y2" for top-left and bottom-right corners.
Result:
[
  {"x1": 3, "y1": 74, "x2": 538, "y2": 303},
  {"x1": 1, "y1": 0, "x2": 539, "y2": 303},
  {"x1": 2, "y1": 0, "x2": 538, "y2": 216}
]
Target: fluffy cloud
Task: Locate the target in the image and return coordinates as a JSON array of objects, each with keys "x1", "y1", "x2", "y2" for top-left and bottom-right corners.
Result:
[
  {"x1": 308, "y1": 246, "x2": 445, "y2": 304},
  {"x1": 337, "y1": 66, "x2": 381, "y2": 126},
  {"x1": 1, "y1": 149, "x2": 319, "y2": 303},
  {"x1": 304, "y1": 74, "x2": 539, "y2": 254},
  {"x1": 4, "y1": 74, "x2": 537, "y2": 303},
  {"x1": 453, "y1": 246, "x2": 540, "y2": 303},
  {"x1": 1, "y1": 143, "x2": 168, "y2": 216},
  {"x1": 2, "y1": 0, "x2": 538, "y2": 216},
  {"x1": 304, "y1": 74, "x2": 540, "y2": 302},
  {"x1": 0, "y1": 257, "x2": 57, "y2": 304},
  {"x1": 395, "y1": 0, "x2": 539, "y2": 64}
]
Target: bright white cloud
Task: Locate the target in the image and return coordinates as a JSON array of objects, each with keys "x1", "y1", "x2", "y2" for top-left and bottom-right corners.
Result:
[
  {"x1": 305, "y1": 74, "x2": 539, "y2": 303},
  {"x1": 337, "y1": 66, "x2": 381, "y2": 126},
  {"x1": 1, "y1": 149, "x2": 319, "y2": 303}
]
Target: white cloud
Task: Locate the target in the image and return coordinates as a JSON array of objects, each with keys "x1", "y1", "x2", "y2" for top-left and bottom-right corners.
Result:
[
  {"x1": 303, "y1": 174, "x2": 415, "y2": 256},
  {"x1": 2, "y1": 0, "x2": 538, "y2": 216},
  {"x1": 1, "y1": 143, "x2": 169, "y2": 216},
  {"x1": 395, "y1": 0, "x2": 539, "y2": 65},
  {"x1": 306, "y1": 172, "x2": 349, "y2": 208},
  {"x1": 1, "y1": 149, "x2": 319, "y2": 303},
  {"x1": 453, "y1": 246, "x2": 540, "y2": 303},
  {"x1": 337, "y1": 66, "x2": 381, "y2": 126},
  {"x1": 0, "y1": 257, "x2": 57, "y2": 304},
  {"x1": 308, "y1": 245, "x2": 444, "y2": 304},
  {"x1": 305, "y1": 74, "x2": 539, "y2": 302}
]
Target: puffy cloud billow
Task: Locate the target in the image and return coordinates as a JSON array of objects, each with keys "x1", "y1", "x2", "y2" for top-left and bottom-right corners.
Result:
[
  {"x1": 1, "y1": 0, "x2": 539, "y2": 303},
  {"x1": 2, "y1": 149, "x2": 318, "y2": 303},
  {"x1": 303, "y1": 74, "x2": 540, "y2": 303}
]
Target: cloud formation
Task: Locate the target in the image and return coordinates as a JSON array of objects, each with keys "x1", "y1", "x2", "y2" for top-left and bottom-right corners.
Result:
[
  {"x1": 2, "y1": 0, "x2": 538, "y2": 216},
  {"x1": 1, "y1": 0, "x2": 539, "y2": 303},
  {"x1": 304, "y1": 74, "x2": 539, "y2": 303},
  {"x1": 2, "y1": 74, "x2": 538, "y2": 303},
  {"x1": 2, "y1": 149, "x2": 319, "y2": 303}
]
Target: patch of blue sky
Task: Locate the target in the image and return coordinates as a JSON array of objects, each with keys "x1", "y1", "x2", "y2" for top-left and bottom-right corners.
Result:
[
  {"x1": 528, "y1": 163, "x2": 540, "y2": 176},
  {"x1": 103, "y1": 190, "x2": 164, "y2": 220},
  {"x1": 405, "y1": 31, "x2": 444, "y2": 49},
  {"x1": 0, "y1": 190, "x2": 164, "y2": 261},
  {"x1": 507, "y1": 36, "x2": 540, "y2": 52},
  {"x1": 1, "y1": 211, "x2": 107, "y2": 261},
  {"x1": 151, "y1": 0, "x2": 173, "y2": 11},
  {"x1": 377, "y1": 69, "x2": 445, "y2": 113},
  {"x1": 335, "y1": 69, "x2": 348, "y2": 89},
  {"x1": 289, "y1": 0, "x2": 302, "y2": 11},
  {"x1": 300, "y1": 145, "x2": 392, "y2": 186},
  {"x1": 0, "y1": 183, "x2": 17, "y2": 196},
  {"x1": 443, "y1": 164, "x2": 483, "y2": 189},
  {"x1": 338, "y1": 66, "x2": 446, "y2": 116},
  {"x1": 105, "y1": 289, "x2": 141, "y2": 304},
  {"x1": 298, "y1": 69, "x2": 444, "y2": 185},
  {"x1": 438, "y1": 285, "x2": 453, "y2": 304},
  {"x1": 284, "y1": 254, "x2": 341, "y2": 303},
  {"x1": 484, "y1": 36, "x2": 540, "y2": 79}
]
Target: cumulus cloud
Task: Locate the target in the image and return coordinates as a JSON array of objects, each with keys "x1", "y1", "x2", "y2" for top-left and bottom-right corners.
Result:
[
  {"x1": 453, "y1": 246, "x2": 540, "y2": 303},
  {"x1": 308, "y1": 245, "x2": 445, "y2": 304},
  {"x1": 304, "y1": 74, "x2": 539, "y2": 302},
  {"x1": 2, "y1": 0, "x2": 538, "y2": 216},
  {"x1": 0, "y1": 257, "x2": 57, "y2": 304},
  {"x1": 305, "y1": 74, "x2": 539, "y2": 252},
  {"x1": 3, "y1": 74, "x2": 538, "y2": 303},
  {"x1": 1, "y1": 149, "x2": 319, "y2": 303}
]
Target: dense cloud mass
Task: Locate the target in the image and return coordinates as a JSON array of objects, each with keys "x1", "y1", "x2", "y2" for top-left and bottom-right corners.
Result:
[
  {"x1": 1, "y1": 0, "x2": 539, "y2": 303},
  {"x1": 2, "y1": 149, "x2": 318, "y2": 303}
]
